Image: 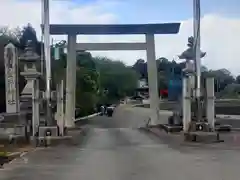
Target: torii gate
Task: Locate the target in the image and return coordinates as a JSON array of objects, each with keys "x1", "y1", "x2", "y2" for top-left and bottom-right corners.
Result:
[{"x1": 42, "y1": 0, "x2": 181, "y2": 128}]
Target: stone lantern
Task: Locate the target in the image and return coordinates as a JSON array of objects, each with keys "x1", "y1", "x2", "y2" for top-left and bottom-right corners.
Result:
[
  {"x1": 178, "y1": 36, "x2": 206, "y2": 95},
  {"x1": 19, "y1": 41, "x2": 41, "y2": 137},
  {"x1": 179, "y1": 36, "x2": 206, "y2": 75}
]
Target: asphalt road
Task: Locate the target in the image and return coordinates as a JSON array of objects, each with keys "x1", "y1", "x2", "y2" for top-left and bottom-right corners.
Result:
[{"x1": 1, "y1": 105, "x2": 240, "y2": 180}]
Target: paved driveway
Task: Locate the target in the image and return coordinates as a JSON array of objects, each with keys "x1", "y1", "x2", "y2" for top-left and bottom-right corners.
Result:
[{"x1": 1, "y1": 105, "x2": 240, "y2": 180}]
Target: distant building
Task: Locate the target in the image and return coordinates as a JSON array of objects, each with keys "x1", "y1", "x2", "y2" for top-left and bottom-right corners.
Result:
[
  {"x1": 136, "y1": 78, "x2": 149, "y2": 97},
  {"x1": 138, "y1": 79, "x2": 148, "y2": 89}
]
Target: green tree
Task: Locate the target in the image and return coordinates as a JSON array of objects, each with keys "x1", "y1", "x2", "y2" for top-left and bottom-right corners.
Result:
[
  {"x1": 219, "y1": 83, "x2": 240, "y2": 98},
  {"x1": 236, "y1": 75, "x2": 240, "y2": 84},
  {"x1": 94, "y1": 57, "x2": 138, "y2": 104},
  {"x1": 206, "y1": 69, "x2": 235, "y2": 92}
]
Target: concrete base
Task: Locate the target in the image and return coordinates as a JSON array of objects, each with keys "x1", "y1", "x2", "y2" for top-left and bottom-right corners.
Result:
[
  {"x1": 0, "y1": 152, "x2": 22, "y2": 167},
  {"x1": 159, "y1": 124, "x2": 183, "y2": 133},
  {"x1": 0, "y1": 134, "x2": 28, "y2": 147},
  {"x1": 184, "y1": 131, "x2": 221, "y2": 143},
  {"x1": 37, "y1": 136, "x2": 74, "y2": 147},
  {"x1": 35, "y1": 127, "x2": 88, "y2": 147},
  {"x1": 215, "y1": 124, "x2": 232, "y2": 132},
  {"x1": 38, "y1": 126, "x2": 59, "y2": 137}
]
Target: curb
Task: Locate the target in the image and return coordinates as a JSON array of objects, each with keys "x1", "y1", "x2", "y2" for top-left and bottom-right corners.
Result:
[
  {"x1": 75, "y1": 112, "x2": 101, "y2": 122},
  {"x1": 138, "y1": 127, "x2": 166, "y2": 140},
  {"x1": 231, "y1": 128, "x2": 240, "y2": 131},
  {"x1": 138, "y1": 127, "x2": 152, "y2": 133},
  {"x1": 1, "y1": 148, "x2": 39, "y2": 169}
]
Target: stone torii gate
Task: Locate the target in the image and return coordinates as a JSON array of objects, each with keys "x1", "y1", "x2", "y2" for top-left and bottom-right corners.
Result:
[
  {"x1": 42, "y1": 0, "x2": 180, "y2": 128},
  {"x1": 48, "y1": 23, "x2": 180, "y2": 127}
]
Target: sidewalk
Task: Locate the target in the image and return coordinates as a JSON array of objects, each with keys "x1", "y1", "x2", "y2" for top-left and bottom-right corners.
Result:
[{"x1": 217, "y1": 114, "x2": 240, "y2": 119}]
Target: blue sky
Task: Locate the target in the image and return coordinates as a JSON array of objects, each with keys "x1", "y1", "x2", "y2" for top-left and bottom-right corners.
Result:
[
  {"x1": 2, "y1": 0, "x2": 240, "y2": 74},
  {"x1": 72, "y1": 0, "x2": 240, "y2": 23}
]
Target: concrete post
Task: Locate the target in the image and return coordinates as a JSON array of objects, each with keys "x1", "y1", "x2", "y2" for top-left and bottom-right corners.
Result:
[
  {"x1": 206, "y1": 77, "x2": 215, "y2": 130},
  {"x1": 42, "y1": 0, "x2": 52, "y2": 125},
  {"x1": 56, "y1": 83, "x2": 60, "y2": 119},
  {"x1": 182, "y1": 77, "x2": 191, "y2": 132},
  {"x1": 56, "y1": 80, "x2": 65, "y2": 135},
  {"x1": 4, "y1": 43, "x2": 20, "y2": 113},
  {"x1": 65, "y1": 34, "x2": 76, "y2": 127},
  {"x1": 146, "y1": 34, "x2": 159, "y2": 125},
  {"x1": 32, "y1": 78, "x2": 40, "y2": 136},
  {"x1": 60, "y1": 80, "x2": 65, "y2": 135}
]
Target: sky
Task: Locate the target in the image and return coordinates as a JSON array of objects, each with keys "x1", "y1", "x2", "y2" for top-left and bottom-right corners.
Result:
[{"x1": 1, "y1": 0, "x2": 240, "y2": 75}]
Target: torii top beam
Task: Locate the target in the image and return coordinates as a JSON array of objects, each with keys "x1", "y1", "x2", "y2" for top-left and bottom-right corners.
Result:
[{"x1": 42, "y1": 23, "x2": 181, "y2": 35}]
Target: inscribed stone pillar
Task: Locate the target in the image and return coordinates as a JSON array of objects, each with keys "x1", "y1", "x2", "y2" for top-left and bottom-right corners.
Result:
[{"x1": 4, "y1": 43, "x2": 19, "y2": 113}]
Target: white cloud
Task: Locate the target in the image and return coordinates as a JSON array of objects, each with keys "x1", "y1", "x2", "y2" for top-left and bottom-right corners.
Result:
[{"x1": 1, "y1": 0, "x2": 240, "y2": 75}]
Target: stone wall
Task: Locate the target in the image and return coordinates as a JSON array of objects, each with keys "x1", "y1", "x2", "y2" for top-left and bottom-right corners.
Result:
[{"x1": 136, "y1": 101, "x2": 240, "y2": 115}]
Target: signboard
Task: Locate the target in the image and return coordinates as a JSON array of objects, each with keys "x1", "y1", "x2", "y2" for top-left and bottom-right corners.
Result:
[
  {"x1": 4, "y1": 43, "x2": 19, "y2": 113},
  {"x1": 54, "y1": 47, "x2": 60, "y2": 60}
]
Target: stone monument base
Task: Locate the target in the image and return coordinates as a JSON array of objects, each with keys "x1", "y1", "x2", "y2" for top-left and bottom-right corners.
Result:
[
  {"x1": 34, "y1": 127, "x2": 88, "y2": 147},
  {"x1": 38, "y1": 126, "x2": 59, "y2": 137},
  {"x1": 184, "y1": 131, "x2": 221, "y2": 143},
  {"x1": 0, "y1": 112, "x2": 29, "y2": 145}
]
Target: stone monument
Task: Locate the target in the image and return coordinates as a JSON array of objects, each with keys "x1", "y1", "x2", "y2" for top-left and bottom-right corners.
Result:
[
  {"x1": 0, "y1": 43, "x2": 28, "y2": 144},
  {"x1": 179, "y1": 37, "x2": 216, "y2": 131},
  {"x1": 4, "y1": 43, "x2": 19, "y2": 113},
  {"x1": 19, "y1": 41, "x2": 41, "y2": 137}
]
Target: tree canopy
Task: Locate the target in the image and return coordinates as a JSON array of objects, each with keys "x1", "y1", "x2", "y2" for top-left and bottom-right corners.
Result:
[
  {"x1": 132, "y1": 57, "x2": 237, "y2": 99},
  {"x1": 52, "y1": 51, "x2": 138, "y2": 116},
  {"x1": 0, "y1": 24, "x2": 240, "y2": 114}
]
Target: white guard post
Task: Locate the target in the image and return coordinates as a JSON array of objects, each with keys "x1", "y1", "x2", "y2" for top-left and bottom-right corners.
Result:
[
  {"x1": 182, "y1": 76, "x2": 191, "y2": 132},
  {"x1": 206, "y1": 77, "x2": 215, "y2": 130},
  {"x1": 45, "y1": 23, "x2": 180, "y2": 127}
]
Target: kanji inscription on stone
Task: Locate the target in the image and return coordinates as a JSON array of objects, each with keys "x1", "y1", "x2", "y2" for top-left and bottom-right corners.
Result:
[{"x1": 4, "y1": 43, "x2": 19, "y2": 113}]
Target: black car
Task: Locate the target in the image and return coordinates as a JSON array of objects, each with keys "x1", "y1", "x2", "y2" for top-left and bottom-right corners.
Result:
[
  {"x1": 106, "y1": 106, "x2": 114, "y2": 117},
  {"x1": 130, "y1": 95, "x2": 144, "y2": 100}
]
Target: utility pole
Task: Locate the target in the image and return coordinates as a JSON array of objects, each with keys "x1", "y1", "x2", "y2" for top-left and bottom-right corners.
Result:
[
  {"x1": 193, "y1": 0, "x2": 202, "y2": 121},
  {"x1": 42, "y1": 0, "x2": 53, "y2": 125}
]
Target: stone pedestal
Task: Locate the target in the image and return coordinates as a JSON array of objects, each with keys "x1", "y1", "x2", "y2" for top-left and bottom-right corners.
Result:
[
  {"x1": 0, "y1": 112, "x2": 28, "y2": 140},
  {"x1": 206, "y1": 77, "x2": 215, "y2": 129},
  {"x1": 182, "y1": 76, "x2": 191, "y2": 132},
  {"x1": 56, "y1": 80, "x2": 65, "y2": 136},
  {"x1": 20, "y1": 76, "x2": 41, "y2": 137}
]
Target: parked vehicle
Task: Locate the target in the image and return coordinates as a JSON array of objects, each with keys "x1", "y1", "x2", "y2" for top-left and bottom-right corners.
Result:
[
  {"x1": 100, "y1": 105, "x2": 105, "y2": 116},
  {"x1": 106, "y1": 106, "x2": 114, "y2": 117}
]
